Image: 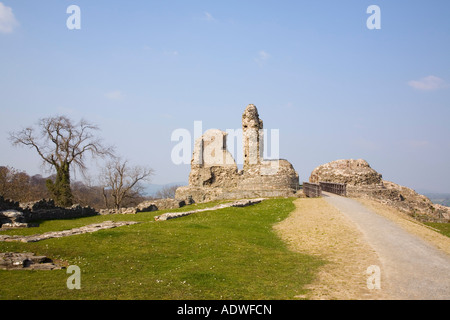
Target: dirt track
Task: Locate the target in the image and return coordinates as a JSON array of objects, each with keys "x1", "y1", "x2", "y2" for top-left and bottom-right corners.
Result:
[
  {"x1": 275, "y1": 194, "x2": 450, "y2": 300},
  {"x1": 274, "y1": 197, "x2": 386, "y2": 300},
  {"x1": 324, "y1": 192, "x2": 450, "y2": 299}
]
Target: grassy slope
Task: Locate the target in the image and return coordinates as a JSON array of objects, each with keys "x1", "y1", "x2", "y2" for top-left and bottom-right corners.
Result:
[
  {"x1": 0, "y1": 198, "x2": 323, "y2": 300},
  {"x1": 424, "y1": 222, "x2": 450, "y2": 238}
]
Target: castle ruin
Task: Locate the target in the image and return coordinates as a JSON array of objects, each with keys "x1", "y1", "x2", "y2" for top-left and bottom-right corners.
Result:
[{"x1": 175, "y1": 104, "x2": 299, "y2": 203}]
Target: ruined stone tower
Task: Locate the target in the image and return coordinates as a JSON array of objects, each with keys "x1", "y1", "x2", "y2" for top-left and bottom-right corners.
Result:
[
  {"x1": 175, "y1": 104, "x2": 300, "y2": 203},
  {"x1": 242, "y1": 104, "x2": 263, "y2": 170}
]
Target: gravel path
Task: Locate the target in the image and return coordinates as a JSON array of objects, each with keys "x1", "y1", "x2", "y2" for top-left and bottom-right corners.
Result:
[{"x1": 323, "y1": 192, "x2": 450, "y2": 300}]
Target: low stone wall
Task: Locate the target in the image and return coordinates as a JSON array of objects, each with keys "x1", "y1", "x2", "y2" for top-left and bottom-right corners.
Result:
[
  {"x1": 21, "y1": 199, "x2": 98, "y2": 222},
  {"x1": 176, "y1": 184, "x2": 297, "y2": 204},
  {"x1": 0, "y1": 196, "x2": 21, "y2": 211},
  {"x1": 0, "y1": 197, "x2": 98, "y2": 228}
]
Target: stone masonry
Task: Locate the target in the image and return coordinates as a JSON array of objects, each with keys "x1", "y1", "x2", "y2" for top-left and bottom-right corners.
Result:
[
  {"x1": 175, "y1": 104, "x2": 300, "y2": 203},
  {"x1": 309, "y1": 159, "x2": 450, "y2": 222}
]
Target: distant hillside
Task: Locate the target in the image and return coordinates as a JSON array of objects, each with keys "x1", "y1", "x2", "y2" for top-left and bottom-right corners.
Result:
[
  {"x1": 424, "y1": 193, "x2": 450, "y2": 207},
  {"x1": 142, "y1": 182, "x2": 186, "y2": 197}
]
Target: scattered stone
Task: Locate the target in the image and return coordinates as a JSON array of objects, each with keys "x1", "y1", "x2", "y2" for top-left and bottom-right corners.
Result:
[
  {"x1": 0, "y1": 221, "x2": 140, "y2": 243},
  {"x1": 0, "y1": 196, "x2": 21, "y2": 211},
  {"x1": 0, "y1": 252, "x2": 62, "y2": 270}
]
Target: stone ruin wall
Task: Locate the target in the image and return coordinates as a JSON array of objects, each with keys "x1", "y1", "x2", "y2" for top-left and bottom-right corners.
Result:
[
  {"x1": 0, "y1": 196, "x2": 98, "y2": 228},
  {"x1": 309, "y1": 159, "x2": 450, "y2": 222},
  {"x1": 0, "y1": 195, "x2": 190, "y2": 228},
  {"x1": 175, "y1": 104, "x2": 300, "y2": 203}
]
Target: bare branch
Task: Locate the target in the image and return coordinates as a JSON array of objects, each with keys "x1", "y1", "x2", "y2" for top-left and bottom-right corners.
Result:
[
  {"x1": 101, "y1": 158, "x2": 154, "y2": 209},
  {"x1": 10, "y1": 115, "x2": 115, "y2": 174}
]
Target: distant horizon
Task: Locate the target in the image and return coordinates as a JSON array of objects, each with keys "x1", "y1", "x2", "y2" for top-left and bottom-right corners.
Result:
[{"x1": 3, "y1": 161, "x2": 450, "y2": 197}]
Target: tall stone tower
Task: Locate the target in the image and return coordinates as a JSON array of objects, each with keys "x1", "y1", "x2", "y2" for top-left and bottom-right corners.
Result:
[
  {"x1": 175, "y1": 103, "x2": 300, "y2": 203},
  {"x1": 242, "y1": 104, "x2": 263, "y2": 171}
]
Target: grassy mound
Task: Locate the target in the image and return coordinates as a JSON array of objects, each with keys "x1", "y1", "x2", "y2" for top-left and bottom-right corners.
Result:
[{"x1": 0, "y1": 198, "x2": 323, "y2": 300}]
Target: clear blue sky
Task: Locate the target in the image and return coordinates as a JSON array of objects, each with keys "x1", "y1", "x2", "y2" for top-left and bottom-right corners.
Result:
[{"x1": 1, "y1": 0, "x2": 449, "y2": 193}]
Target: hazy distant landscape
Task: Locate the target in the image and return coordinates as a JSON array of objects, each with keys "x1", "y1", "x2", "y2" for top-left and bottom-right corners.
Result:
[
  {"x1": 424, "y1": 194, "x2": 450, "y2": 207},
  {"x1": 143, "y1": 182, "x2": 187, "y2": 197}
]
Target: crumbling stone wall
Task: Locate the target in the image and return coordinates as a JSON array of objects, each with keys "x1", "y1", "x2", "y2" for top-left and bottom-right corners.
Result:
[
  {"x1": 309, "y1": 159, "x2": 450, "y2": 222},
  {"x1": 189, "y1": 129, "x2": 240, "y2": 188},
  {"x1": 21, "y1": 199, "x2": 97, "y2": 222},
  {"x1": 309, "y1": 159, "x2": 383, "y2": 187},
  {"x1": 0, "y1": 197, "x2": 98, "y2": 228},
  {"x1": 175, "y1": 104, "x2": 300, "y2": 203}
]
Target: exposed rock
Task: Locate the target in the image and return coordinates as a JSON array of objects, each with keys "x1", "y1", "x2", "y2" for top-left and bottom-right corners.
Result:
[
  {"x1": 175, "y1": 104, "x2": 300, "y2": 203},
  {"x1": 0, "y1": 252, "x2": 63, "y2": 270}
]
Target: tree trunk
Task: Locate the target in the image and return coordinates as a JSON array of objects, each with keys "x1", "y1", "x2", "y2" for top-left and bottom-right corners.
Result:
[
  {"x1": 102, "y1": 188, "x2": 109, "y2": 209},
  {"x1": 46, "y1": 162, "x2": 73, "y2": 207}
]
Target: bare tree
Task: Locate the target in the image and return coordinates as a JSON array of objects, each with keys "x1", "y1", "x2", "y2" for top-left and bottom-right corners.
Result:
[
  {"x1": 155, "y1": 184, "x2": 181, "y2": 199},
  {"x1": 0, "y1": 166, "x2": 30, "y2": 201},
  {"x1": 101, "y1": 158, "x2": 154, "y2": 210},
  {"x1": 9, "y1": 116, "x2": 114, "y2": 206},
  {"x1": 0, "y1": 166, "x2": 50, "y2": 202}
]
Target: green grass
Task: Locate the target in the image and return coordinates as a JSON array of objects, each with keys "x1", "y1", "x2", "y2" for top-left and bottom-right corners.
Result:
[
  {"x1": 424, "y1": 222, "x2": 450, "y2": 237},
  {"x1": 0, "y1": 198, "x2": 324, "y2": 300}
]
